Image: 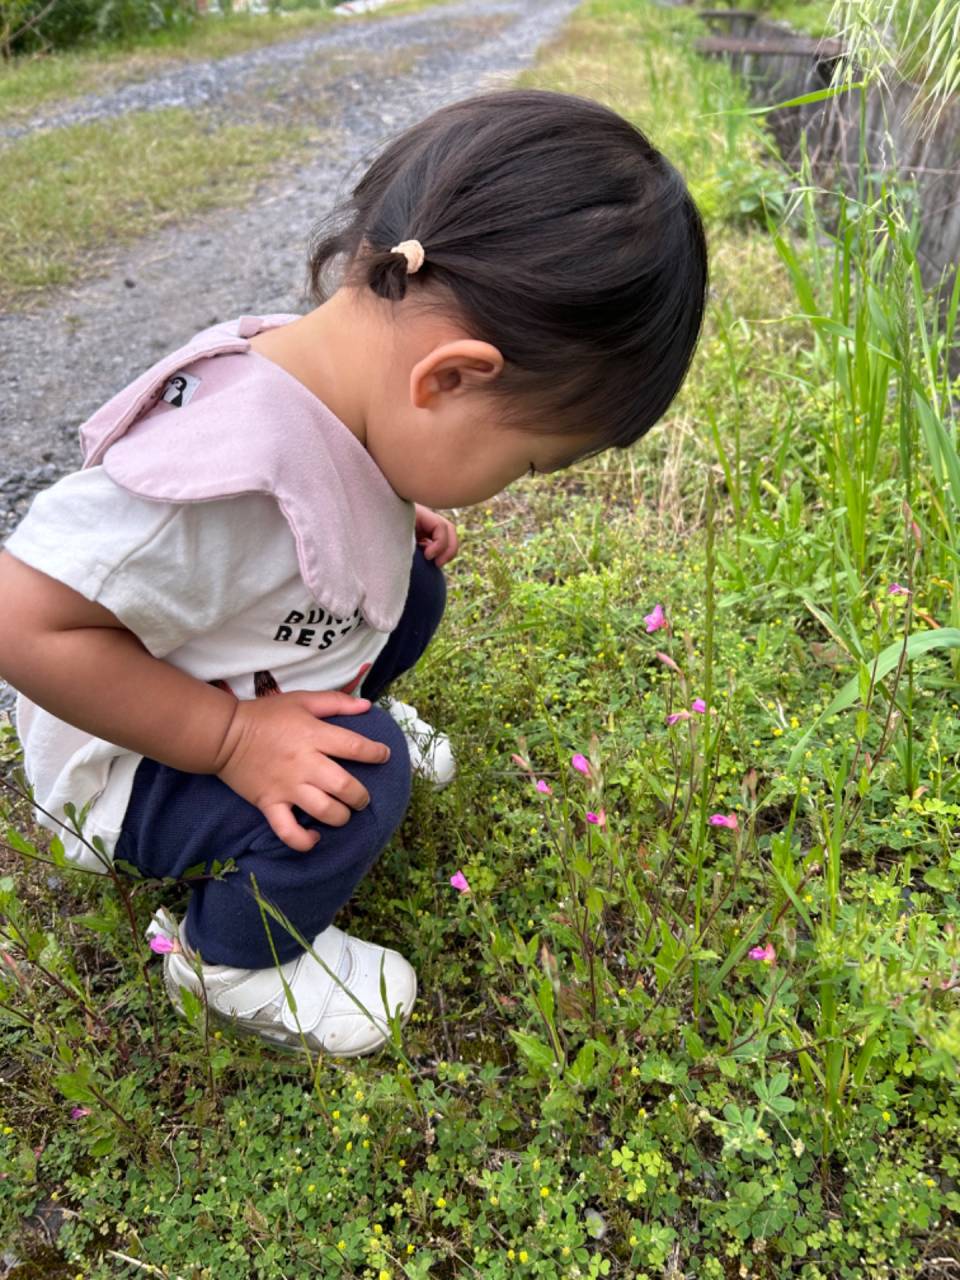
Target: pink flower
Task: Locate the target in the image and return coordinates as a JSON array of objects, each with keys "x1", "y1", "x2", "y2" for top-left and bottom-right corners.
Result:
[
  {"x1": 748, "y1": 943, "x2": 776, "y2": 965},
  {"x1": 585, "y1": 810, "x2": 607, "y2": 827},
  {"x1": 571, "y1": 753, "x2": 591, "y2": 777},
  {"x1": 655, "y1": 651, "x2": 680, "y2": 673},
  {"x1": 709, "y1": 813, "x2": 739, "y2": 830},
  {"x1": 70, "y1": 1107, "x2": 91, "y2": 1119},
  {"x1": 149, "y1": 935, "x2": 179, "y2": 955},
  {"x1": 691, "y1": 698, "x2": 707, "y2": 714},
  {"x1": 535, "y1": 779, "x2": 553, "y2": 795},
  {"x1": 450, "y1": 870, "x2": 471, "y2": 894},
  {"x1": 644, "y1": 604, "x2": 666, "y2": 633},
  {"x1": 888, "y1": 583, "x2": 911, "y2": 596},
  {"x1": 666, "y1": 710, "x2": 690, "y2": 726}
]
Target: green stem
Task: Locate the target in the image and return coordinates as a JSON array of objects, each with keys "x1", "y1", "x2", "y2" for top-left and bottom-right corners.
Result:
[{"x1": 693, "y1": 479, "x2": 717, "y2": 1020}]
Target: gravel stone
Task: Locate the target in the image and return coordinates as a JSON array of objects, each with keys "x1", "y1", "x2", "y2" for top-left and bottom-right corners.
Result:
[{"x1": 0, "y1": 0, "x2": 577, "y2": 711}]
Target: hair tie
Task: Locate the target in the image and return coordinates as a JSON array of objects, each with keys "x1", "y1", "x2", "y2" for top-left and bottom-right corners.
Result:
[{"x1": 391, "y1": 239, "x2": 425, "y2": 274}]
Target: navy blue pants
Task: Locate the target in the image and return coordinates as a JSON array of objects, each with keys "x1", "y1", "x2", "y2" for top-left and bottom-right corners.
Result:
[{"x1": 115, "y1": 549, "x2": 445, "y2": 968}]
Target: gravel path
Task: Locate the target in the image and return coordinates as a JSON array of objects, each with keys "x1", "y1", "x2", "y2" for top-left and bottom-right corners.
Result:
[{"x1": 0, "y1": 0, "x2": 578, "y2": 710}]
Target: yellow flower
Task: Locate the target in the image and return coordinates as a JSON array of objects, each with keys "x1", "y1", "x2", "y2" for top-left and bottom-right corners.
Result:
[
  {"x1": 345, "y1": 1142, "x2": 353, "y2": 1152},
  {"x1": 630, "y1": 1235, "x2": 638, "y2": 1245},
  {"x1": 337, "y1": 1241, "x2": 346, "y2": 1251},
  {"x1": 532, "y1": 1158, "x2": 541, "y2": 1171},
  {"x1": 519, "y1": 1250, "x2": 529, "y2": 1263},
  {"x1": 406, "y1": 1245, "x2": 415, "y2": 1255},
  {"x1": 398, "y1": 1159, "x2": 406, "y2": 1168},
  {"x1": 507, "y1": 1249, "x2": 516, "y2": 1261},
  {"x1": 435, "y1": 1196, "x2": 447, "y2": 1209},
  {"x1": 379, "y1": 1271, "x2": 391, "y2": 1280},
  {"x1": 373, "y1": 1224, "x2": 383, "y2": 1235},
  {"x1": 540, "y1": 1187, "x2": 550, "y2": 1198},
  {"x1": 307, "y1": 1184, "x2": 315, "y2": 1193},
  {"x1": 562, "y1": 1246, "x2": 570, "y2": 1257},
  {"x1": 332, "y1": 1110, "x2": 340, "y2": 1120}
]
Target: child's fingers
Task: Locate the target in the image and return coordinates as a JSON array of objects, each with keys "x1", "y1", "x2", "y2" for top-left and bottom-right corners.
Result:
[
  {"x1": 429, "y1": 520, "x2": 458, "y2": 567},
  {"x1": 434, "y1": 534, "x2": 457, "y2": 567},
  {"x1": 309, "y1": 721, "x2": 390, "y2": 768},
  {"x1": 308, "y1": 757, "x2": 371, "y2": 812},
  {"x1": 263, "y1": 803, "x2": 320, "y2": 852},
  {"x1": 295, "y1": 691, "x2": 373, "y2": 720},
  {"x1": 294, "y1": 783, "x2": 353, "y2": 828}
]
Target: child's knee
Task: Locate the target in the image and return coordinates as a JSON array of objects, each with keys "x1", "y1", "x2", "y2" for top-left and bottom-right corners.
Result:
[
  {"x1": 411, "y1": 546, "x2": 447, "y2": 632},
  {"x1": 324, "y1": 706, "x2": 412, "y2": 835}
]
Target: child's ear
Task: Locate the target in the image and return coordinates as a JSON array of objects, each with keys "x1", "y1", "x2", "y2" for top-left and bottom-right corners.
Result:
[{"x1": 410, "y1": 340, "x2": 504, "y2": 409}]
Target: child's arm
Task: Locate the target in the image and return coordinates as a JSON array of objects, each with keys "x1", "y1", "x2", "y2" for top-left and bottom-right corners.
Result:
[{"x1": 0, "y1": 550, "x2": 388, "y2": 852}]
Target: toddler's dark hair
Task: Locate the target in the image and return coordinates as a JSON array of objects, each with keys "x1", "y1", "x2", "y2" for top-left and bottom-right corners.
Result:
[{"x1": 306, "y1": 88, "x2": 708, "y2": 453}]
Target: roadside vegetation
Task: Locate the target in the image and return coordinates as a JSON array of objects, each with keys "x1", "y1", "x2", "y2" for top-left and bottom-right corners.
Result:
[{"x1": 1, "y1": 0, "x2": 959, "y2": 1277}]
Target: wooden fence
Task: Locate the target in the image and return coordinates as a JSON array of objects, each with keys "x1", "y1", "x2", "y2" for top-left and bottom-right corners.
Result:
[{"x1": 694, "y1": 9, "x2": 960, "y2": 299}]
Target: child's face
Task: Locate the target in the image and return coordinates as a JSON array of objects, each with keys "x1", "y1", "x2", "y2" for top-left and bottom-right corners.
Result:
[
  {"x1": 364, "y1": 309, "x2": 594, "y2": 508},
  {"x1": 367, "y1": 402, "x2": 591, "y2": 508}
]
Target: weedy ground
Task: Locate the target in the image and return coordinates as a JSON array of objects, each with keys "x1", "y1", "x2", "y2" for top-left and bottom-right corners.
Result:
[{"x1": 1, "y1": 1, "x2": 959, "y2": 1278}]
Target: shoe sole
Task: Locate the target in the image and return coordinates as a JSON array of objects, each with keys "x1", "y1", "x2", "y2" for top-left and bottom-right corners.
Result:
[{"x1": 163, "y1": 957, "x2": 417, "y2": 1059}]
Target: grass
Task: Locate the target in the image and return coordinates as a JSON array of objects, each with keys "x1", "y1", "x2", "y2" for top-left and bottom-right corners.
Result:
[{"x1": 2, "y1": 0, "x2": 960, "y2": 1277}]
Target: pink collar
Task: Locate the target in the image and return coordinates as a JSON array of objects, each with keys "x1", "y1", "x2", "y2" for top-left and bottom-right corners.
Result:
[{"x1": 80, "y1": 315, "x2": 415, "y2": 632}]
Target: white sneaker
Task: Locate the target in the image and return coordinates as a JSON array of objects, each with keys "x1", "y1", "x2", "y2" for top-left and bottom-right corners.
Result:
[
  {"x1": 147, "y1": 908, "x2": 417, "y2": 1057},
  {"x1": 382, "y1": 697, "x2": 456, "y2": 788}
]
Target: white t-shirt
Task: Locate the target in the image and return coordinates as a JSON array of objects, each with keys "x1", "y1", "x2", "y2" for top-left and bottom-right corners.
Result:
[{"x1": 4, "y1": 466, "x2": 392, "y2": 872}]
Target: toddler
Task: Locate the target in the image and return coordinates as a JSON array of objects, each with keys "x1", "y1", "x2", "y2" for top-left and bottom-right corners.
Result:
[{"x1": 0, "y1": 89, "x2": 707, "y2": 1057}]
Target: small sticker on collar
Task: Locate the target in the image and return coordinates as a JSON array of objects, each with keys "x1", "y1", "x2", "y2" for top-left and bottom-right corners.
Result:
[{"x1": 160, "y1": 370, "x2": 201, "y2": 408}]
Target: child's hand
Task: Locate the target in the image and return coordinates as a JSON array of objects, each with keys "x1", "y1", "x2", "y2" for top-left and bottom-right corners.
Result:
[
  {"x1": 414, "y1": 504, "x2": 459, "y2": 567},
  {"x1": 214, "y1": 691, "x2": 390, "y2": 852}
]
